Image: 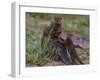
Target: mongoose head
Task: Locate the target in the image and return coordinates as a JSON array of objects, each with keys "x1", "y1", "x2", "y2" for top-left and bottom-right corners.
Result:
[{"x1": 54, "y1": 16, "x2": 62, "y2": 26}]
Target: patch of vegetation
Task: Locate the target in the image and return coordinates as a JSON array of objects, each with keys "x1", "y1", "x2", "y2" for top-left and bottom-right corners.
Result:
[{"x1": 26, "y1": 13, "x2": 89, "y2": 66}]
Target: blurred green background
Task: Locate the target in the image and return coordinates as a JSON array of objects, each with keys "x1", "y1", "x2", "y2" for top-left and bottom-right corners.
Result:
[{"x1": 25, "y1": 12, "x2": 89, "y2": 66}]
